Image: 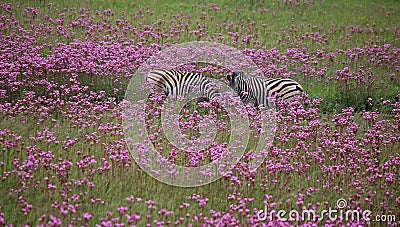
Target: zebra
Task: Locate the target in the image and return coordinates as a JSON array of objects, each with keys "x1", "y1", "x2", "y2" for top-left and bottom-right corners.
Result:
[
  {"x1": 226, "y1": 72, "x2": 304, "y2": 108},
  {"x1": 146, "y1": 69, "x2": 219, "y2": 102}
]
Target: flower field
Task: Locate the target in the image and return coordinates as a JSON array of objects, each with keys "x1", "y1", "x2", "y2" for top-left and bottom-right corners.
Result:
[{"x1": 0, "y1": 0, "x2": 399, "y2": 226}]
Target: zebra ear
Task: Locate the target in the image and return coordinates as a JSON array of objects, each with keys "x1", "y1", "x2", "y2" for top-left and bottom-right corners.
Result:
[
  {"x1": 227, "y1": 73, "x2": 232, "y2": 82},
  {"x1": 227, "y1": 72, "x2": 237, "y2": 83}
]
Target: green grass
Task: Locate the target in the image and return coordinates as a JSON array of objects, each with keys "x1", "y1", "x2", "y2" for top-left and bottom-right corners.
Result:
[
  {"x1": 2, "y1": 104, "x2": 398, "y2": 225},
  {"x1": 1, "y1": 115, "x2": 233, "y2": 225},
  {"x1": 9, "y1": 0, "x2": 400, "y2": 49},
  {"x1": 1, "y1": 0, "x2": 399, "y2": 225},
  {"x1": 6, "y1": 0, "x2": 399, "y2": 112}
]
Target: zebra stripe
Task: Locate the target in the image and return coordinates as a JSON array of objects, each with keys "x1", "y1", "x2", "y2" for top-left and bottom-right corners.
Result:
[
  {"x1": 146, "y1": 69, "x2": 218, "y2": 101},
  {"x1": 227, "y1": 72, "x2": 304, "y2": 108},
  {"x1": 226, "y1": 72, "x2": 258, "y2": 105}
]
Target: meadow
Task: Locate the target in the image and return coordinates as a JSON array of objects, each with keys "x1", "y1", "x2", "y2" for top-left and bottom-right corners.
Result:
[{"x1": 0, "y1": 0, "x2": 399, "y2": 226}]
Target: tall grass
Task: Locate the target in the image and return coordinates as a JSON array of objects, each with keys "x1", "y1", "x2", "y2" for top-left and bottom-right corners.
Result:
[{"x1": 1, "y1": 0, "x2": 399, "y2": 225}]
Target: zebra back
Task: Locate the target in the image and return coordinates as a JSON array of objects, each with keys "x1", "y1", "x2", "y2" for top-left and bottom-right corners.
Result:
[
  {"x1": 249, "y1": 77, "x2": 304, "y2": 108},
  {"x1": 146, "y1": 69, "x2": 218, "y2": 101}
]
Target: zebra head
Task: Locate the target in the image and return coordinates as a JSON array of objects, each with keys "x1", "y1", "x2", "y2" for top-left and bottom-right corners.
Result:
[
  {"x1": 226, "y1": 72, "x2": 256, "y2": 105},
  {"x1": 227, "y1": 71, "x2": 245, "y2": 93}
]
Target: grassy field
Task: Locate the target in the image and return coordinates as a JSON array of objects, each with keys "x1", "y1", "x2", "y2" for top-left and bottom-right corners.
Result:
[
  {"x1": 5, "y1": 0, "x2": 399, "y2": 111},
  {"x1": 1, "y1": 0, "x2": 399, "y2": 226}
]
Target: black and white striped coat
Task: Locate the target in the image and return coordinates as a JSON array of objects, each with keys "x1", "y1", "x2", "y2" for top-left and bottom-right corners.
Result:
[
  {"x1": 146, "y1": 69, "x2": 218, "y2": 101},
  {"x1": 227, "y1": 72, "x2": 304, "y2": 108}
]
